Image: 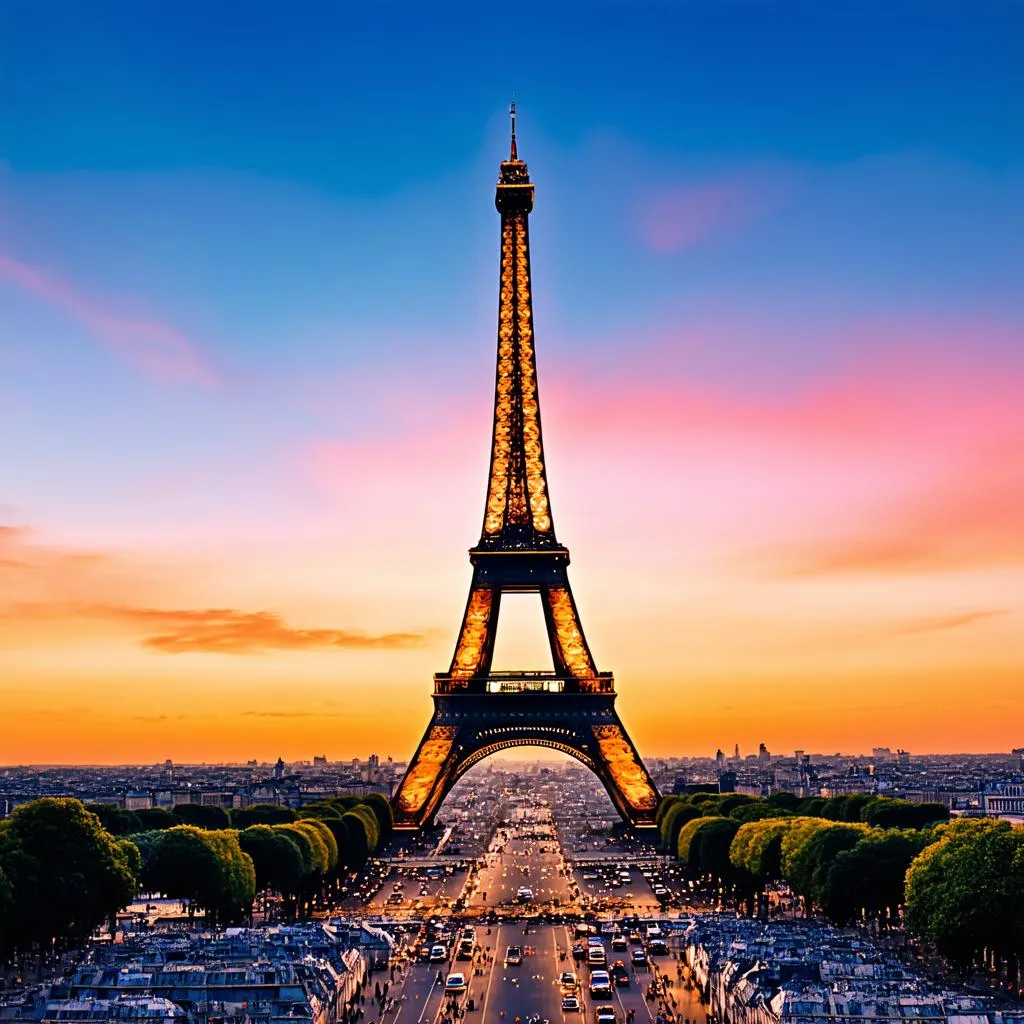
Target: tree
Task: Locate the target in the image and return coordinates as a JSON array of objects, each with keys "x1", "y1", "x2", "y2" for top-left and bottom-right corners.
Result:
[
  {"x1": 147, "y1": 826, "x2": 254, "y2": 925},
  {"x1": 730, "y1": 803, "x2": 791, "y2": 824},
  {"x1": 661, "y1": 802, "x2": 702, "y2": 852},
  {"x1": 821, "y1": 829, "x2": 931, "y2": 926},
  {"x1": 0, "y1": 798, "x2": 138, "y2": 957},
  {"x1": 716, "y1": 794, "x2": 757, "y2": 816},
  {"x1": 347, "y1": 804, "x2": 381, "y2": 853},
  {"x1": 238, "y1": 826, "x2": 304, "y2": 898},
  {"x1": 655, "y1": 796, "x2": 684, "y2": 829},
  {"x1": 691, "y1": 818, "x2": 741, "y2": 883},
  {"x1": 796, "y1": 797, "x2": 826, "y2": 818},
  {"x1": 85, "y1": 804, "x2": 143, "y2": 836},
  {"x1": 298, "y1": 811, "x2": 350, "y2": 873},
  {"x1": 677, "y1": 816, "x2": 733, "y2": 876},
  {"x1": 340, "y1": 812, "x2": 370, "y2": 867},
  {"x1": 766, "y1": 791, "x2": 801, "y2": 812},
  {"x1": 782, "y1": 821, "x2": 868, "y2": 910},
  {"x1": 905, "y1": 819, "x2": 1024, "y2": 974},
  {"x1": 134, "y1": 808, "x2": 176, "y2": 830},
  {"x1": 360, "y1": 794, "x2": 394, "y2": 842},
  {"x1": 231, "y1": 804, "x2": 297, "y2": 829},
  {"x1": 296, "y1": 818, "x2": 339, "y2": 873},
  {"x1": 171, "y1": 804, "x2": 231, "y2": 830}
]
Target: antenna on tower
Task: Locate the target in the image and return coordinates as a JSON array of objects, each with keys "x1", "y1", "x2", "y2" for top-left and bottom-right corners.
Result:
[{"x1": 509, "y1": 99, "x2": 518, "y2": 159}]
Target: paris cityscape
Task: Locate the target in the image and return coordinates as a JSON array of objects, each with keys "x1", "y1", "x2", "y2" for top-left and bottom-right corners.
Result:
[{"x1": 2, "y1": 4, "x2": 1023, "y2": 1024}]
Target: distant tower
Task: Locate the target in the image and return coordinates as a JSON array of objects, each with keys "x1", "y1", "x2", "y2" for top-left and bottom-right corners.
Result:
[
  {"x1": 715, "y1": 748, "x2": 725, "y2": 771},
  {"x1": 733, "y1": 743, "x2": 740, "y2": 761},
  {"x1": 758, "y1": 742, "x2": 770, "y2": 764},
  {"x1": 273, "y1": 757, "x2": 285, "y2": 780}
]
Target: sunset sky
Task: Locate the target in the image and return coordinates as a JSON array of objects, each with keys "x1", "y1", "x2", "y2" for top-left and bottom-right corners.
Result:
[{"x1": 2, "y1": 2, "x2": 1023, "y2": 764}]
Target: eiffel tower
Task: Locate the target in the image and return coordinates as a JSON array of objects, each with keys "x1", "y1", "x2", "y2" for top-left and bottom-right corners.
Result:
[{"x1": 392, "y1": 106, "x2": 659, "y2": 829}]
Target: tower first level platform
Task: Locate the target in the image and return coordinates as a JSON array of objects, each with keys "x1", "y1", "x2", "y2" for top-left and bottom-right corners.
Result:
[{"x1": 392, "y1": 690, "x2": 658, "y2": 829}]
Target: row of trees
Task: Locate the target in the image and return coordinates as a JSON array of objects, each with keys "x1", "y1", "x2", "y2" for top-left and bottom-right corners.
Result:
[
  {"x1": 0, "y1": 794, "x2": 394, "y2": 960},
  {"x1": 655, "y1": 792, "x2": 1024, "y2": 982},
  {"x1": 85, "y1": 796, "x2": 393, "y2": 838},
  {"x1": 656, "y1": 790, "x2": 949, "y2": 856}
]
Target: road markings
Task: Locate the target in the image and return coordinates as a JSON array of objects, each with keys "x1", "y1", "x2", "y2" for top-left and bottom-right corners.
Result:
[{"x1": 479, "y1": 923, "x2": 503, "y2": 1024}]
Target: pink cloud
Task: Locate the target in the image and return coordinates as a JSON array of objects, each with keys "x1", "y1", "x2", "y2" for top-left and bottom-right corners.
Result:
[
  {"x1": 635, "y1": 174, "x2": 786, "y2": 252},
  {"x1": 0, "y1": 252, "x2": 215, "y2": 387}
]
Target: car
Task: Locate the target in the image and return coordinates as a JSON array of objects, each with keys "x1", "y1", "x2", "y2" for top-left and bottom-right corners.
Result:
[
  {"x1": 649, "y1": 939, "x2": 668, "y2": 956},
  {"x1": 572, "y1": 943, "x2": 587, "y2": 962},
  {"x1": 589, "y1": 970, "x2": 612, "y2": 998},
  {"x1": 429, "y1": 944, "x2": 447, "y2": 962},
  {"x1": 628, "y1": 930, "x2": 642, "y2": 943},
  {"x1": 418, "y1": 945, "x2": 432, "y2": 962},
  {"x1": 586, "y1": 936, "x2": 604, "y2": 947},
  {"x1": 630, "y1": 948, "x2": 648, "y2": 967},
  {"x1": 515, "y1": 886, "x2": 534, "y2": 902},
  {"x1": 505, "y1": 945, "x2": 523, "y2": 966},
  {"x1": 462, "y1": 926, "x2": 475, "y2": 939},
  {"x1": 445, "y1": 973, "x2": 467, "y2": 993},
  {"x1": 610, "y1": 961, "x2": 629, "y2": 987},
  {"x1": 559, "y1": 972, "x2": 579, "y2": 991},
  {"x1": 457, "y1": 939, "x2": 474, "y2": 961},
  {"x1": 562, "y1": 996, "x2": 581, "y2": 1013},
  {"x1": 611, "y1": 935, "x2": 627, "y2": 951},
  {"x1": 386, "y1": 893, "x2": 404, "y2": 905},
  {"x1": 594, "y1": 1006, "x2": 617, "y2": 1024},
  {"x1": 587, "y1": 945, "x2": 607, "y2": 966}
]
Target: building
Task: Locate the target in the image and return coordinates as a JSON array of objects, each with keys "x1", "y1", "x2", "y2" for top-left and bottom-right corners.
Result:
[{"x1": 983, "y1": 779, "x2": 1024, "y2": 821}]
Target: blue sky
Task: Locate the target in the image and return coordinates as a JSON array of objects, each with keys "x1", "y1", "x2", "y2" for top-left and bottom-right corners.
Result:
[{"x1": 1, "y1": 1, "x2": 1023, "y2": 760}]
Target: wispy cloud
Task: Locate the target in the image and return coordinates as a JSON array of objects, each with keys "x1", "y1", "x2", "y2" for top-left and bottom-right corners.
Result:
[
  {"x1": 0, "y1": 527, "x2": 430, "y2": 654},
  {"x1": 775, "y1": 442, "x2": 1024, "y2": 576},
  {"x1": 0, "y1": 252, "x2": 215, "y2": 387},
  {"x1": 117, "y1": 606, "x2": 428, "y2": 654},
  {"x1": 634, "y1": 172, "x2": 787, "y2": 253},
  {"x1": 893, "y1": 609, "x2": 1008, "y2": 636}
]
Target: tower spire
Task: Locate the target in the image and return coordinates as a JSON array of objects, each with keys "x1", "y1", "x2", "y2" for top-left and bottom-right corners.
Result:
[{"x1": 509, "y1": 99, "x2": 518, "y2": 160}]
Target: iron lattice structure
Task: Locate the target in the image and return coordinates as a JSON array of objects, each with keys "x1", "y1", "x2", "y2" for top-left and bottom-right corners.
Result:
[{"x1": 392, "y1": 108, "x2": 659, "y2": 829}]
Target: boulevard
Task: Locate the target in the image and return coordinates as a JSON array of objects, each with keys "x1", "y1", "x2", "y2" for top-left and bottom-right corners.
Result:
[{"x1": 350, "y1": 803, "x2": 708, "y2": 1024}]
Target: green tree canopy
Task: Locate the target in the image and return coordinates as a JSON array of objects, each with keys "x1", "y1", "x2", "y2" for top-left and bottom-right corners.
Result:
[
  {"x1": 660, "y1": 801, "x2": 702, "y2": 851},
  {"x1": 360, "y1": 794, "x2": 394, "y2": 841},
  {"x1": 766, "y1": 791, "x2": 801, "y2": 812},
  {"x1": 339, "y1": 812, "x2": 370, "y2": 867},
  {"x1": 85, "y1": 804, "x2": 143, "y2": 836},
  {"x1": 730, "y1": 803, "x2": 792, "y2": 824},
  {"x1": 0, "y1": 798, "x2": 138, "y2": 956},
  {"x1": 677, "y1": 816, "x2": 732, "y2": 874},
  {"x1": 821, "y1": 829, "x2": 932, "y2": 926},
  {"x1": 231, "y1": 804, "x2": 297, "y2": 829},
  {"x1": 147, "y1": 826, "x2": 254, "y2": 925},
  {"x1": 783, "y1": 820, "x2": 869, "y2": 908},
  {"x1": 691, "y1": 817, "x2": 741, "y2": 882},
  {"x1": 134, "y1": 807, "x2": 176, "y2": 830},
  {"x1": 171, "y1": 804, "x2": 231, "y2": 830},
  {"x1": 238, "y1": 826, "x2": 305, "y2": 896},
  {"x1": 346, "y1": 804, "x2": 381, "y2": 852},
  {"x1": 905, "y1": 818, "x2": 1024, "y2": 971},
  {"x1": 296, "y1": 818, "x2": 339, "y2": 872}
]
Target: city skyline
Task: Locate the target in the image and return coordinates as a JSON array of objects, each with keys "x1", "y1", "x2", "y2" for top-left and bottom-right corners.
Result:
[{"x1": 2, "y1": 2, "x2": 1023, "y2": 763}]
